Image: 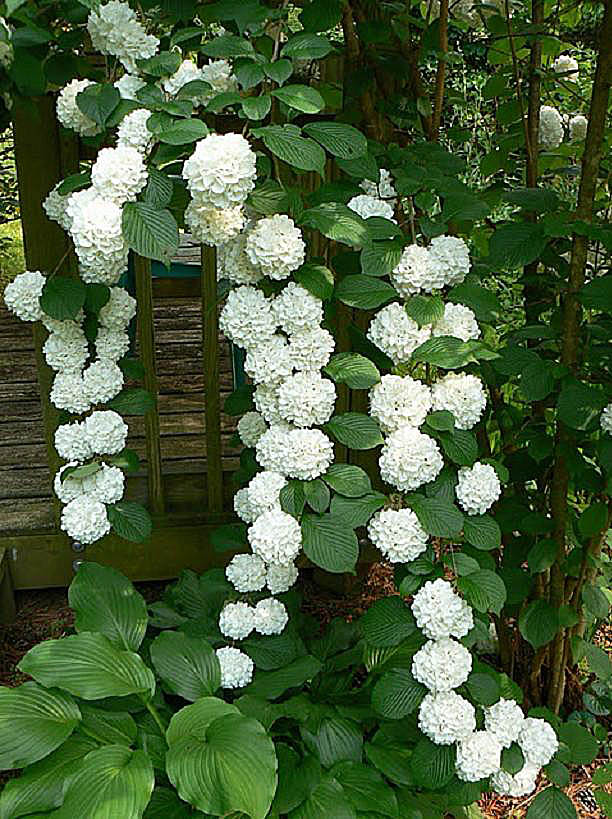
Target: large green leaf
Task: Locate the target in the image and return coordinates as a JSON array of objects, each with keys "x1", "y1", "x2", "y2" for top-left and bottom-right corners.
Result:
[
  {"x1": 322, "y1": 464, "x2": 372, "y2": 498},
  {"x1": 272, "y1": 84, "x2": 325, "y2": 113},
  {"x1": 335, "y1": 275, "x2": 397, "y2": 309},
  {"x1": 372, "y1": 669, "x2": 426, "y2": 719},
  {"x1": 303, "y1": 122, "x2": 367, "y2": 159},
  {"x1": 252, "y1": 125, "x2": 326, "y2": 175},
  {"x1": 325, "y1": 413, "x2": 384, "y2": 450},
  {"x1": 55, "y1": 745, "x2": 154, "y2": 819},
  {"x1": 122, "y1": 203, "x2": 179, "y2": 265},
  {"x1": 69, "y1": 562, "x2": 148, "y2": 652},
  {"x1": 329, "y1": 492, "x2": 386, "y2": 528},
  {"x1": 299, "y1": 203, "x2": 370, "y2": 246},
  {"x1": 557, "y1": 723, "x2": 599, "y2": 765},
  {"x1": 301, "y1": 513, "x2": 359, "y2": 574},
  {"x1": 324, "y1": 353, "x2": 380, "y2": 390},
  {"x1": 282, "y1": 32, "x2": 333, "y2": 59},
  {"x1": 526, "y1": 787, "x2": 577, "y2": 819},
  {"x1": 143, "y1": 787, "x2": 193, "y2": 818},
  {"x1": 463, "y1": 515, "x2": 502, "y2": 551},
  {"x1": 107, "y1": 502, "x2": 153, "y2": 543},
  {"x1": 166, "y1": 698, "x2": 277, "y2": 819},
  {"x1": 301, "y1": 716, "x2": 363, "y2": 768},
  {"x1": 0, "y1": 683, "x2": 81, "y2": 770},
  {"x1": 150, "y1": 631, "x2": 221, "y2": 701},
  {"x1": 294, "y1": 262, "x2": 335, "y2": 300},
  {"x1": 19, "y1": 633, "x2": 156, "y2": 701},
  {"x1": 404, "y1": 495, "x2": 464, "y2": 538},
  {"x1": 0, "y1": 735, "x2": 96, "y2": 818},
  {"x1": 158, "y1": 118, "x2": 208, "y2": 145},
  {"x1": 409, "y1": 738, "x2": 456, "y2": 790},
  {"x1": 245, "y1": 656, "x2": 323, "y2": 700},
  {"x1": 80, "y1": 704, "x2": 137, "y2": 747},
  {"x1": 488, "y1": 222, "x2": 548, "y2": 269},
  {"x1": 331, "y1": 760, "x2": 398, "y2": 816},
  {"x1": 457, "y1": 570, "x2": 507, "y2": 614},
  {"x1": 359, "y1": 598, "x2": 416, "y2": 647},
  {"x1": 39, "y1": 277, "x2": 86, "y2": 321},
  {"x1": 75, "y1": 83, "x2": 119, "y2": 126},
  {"x1": 290, "y1": 776, "x2": 356, "y2": 819},
  {"x1": 519, "y1": 599, "x2": 559, "y2": 648}
]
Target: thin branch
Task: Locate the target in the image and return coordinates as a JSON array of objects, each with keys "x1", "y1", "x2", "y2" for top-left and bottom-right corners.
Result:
[{"x1": 431, "y1": 0, "x2": 449, "y2": 141}]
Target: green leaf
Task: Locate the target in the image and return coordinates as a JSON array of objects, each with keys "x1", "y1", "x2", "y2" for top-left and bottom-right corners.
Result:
[
  {"x1": 466, "y1": 672, "x2": 500, "y2": 706},
  {"x1": 557, "y1": 723, "x2": 599, "y2": 765},
  {"x1": 448, "y1": 282, "x2": 501, "y2": 322},
  {"x1": 329, "y1": 492, "x2": 386, "y2": 528},
  {"x1": 224, "y1": 383, "x2": 254, "y2": 415},
  {"x1": 272, "y1": 84, "x2": 325, "y2": 113},
  {"x1": 69, "y1": 562, "x2": 148, "y2": 652},
  {"x1": 150, "y1": 631, "x2": 221, "y2": 701},
  {"x1": 359, "y1": 597, "x2": 416, "y2": 647},
  {"x1": 40, "y1": 276, "x2": 86, "y2": 321},
  {"x1": 326, "y1": 412, "x2": 383, "y2": 450},
  {"x1": 437, "y1": 428, "x2": 478, "y2": 467},
  {"x1": 442, "y1": 192, "x2": 490, "y2": 222},
  {"x1": 410, "y1": 738, "x2": 456, "y2": 790},
  {"x1": 364, "y1": 742, "x2": 412, "y2": 787},
  {"x1": 55, "y1": 746, "x2": 154, "y2": 819},
  {"x1": 372, "y1": 669, "x2": 426, "y2": 719},
  {"x1": 302, "y1": 478, "x2": 330, "y2": 514},
  {"x1": 301, "y1": 716, "x2": 363, "y2": 768},
  {"x1": 425, "y1": 410, "x2": 455, "y2": 432},
  {"x1": 519, "y1": 600, "x2": 559, "y2": 648},
  {"x1": 577, "y1": 502, "x2": 608, "y2": 538},
  {"x1": 557, "y1": 380, "x2": 606, "y2": 430},
  {"x1": 280, "y1": 480, "x2": 306, "y2": 519},
  {"x1": 138, "y1": 51, "x2": 182, "y2": 77},
  {"x1": 501, "y1": 743, "x2": 525, "y2": 775},
  {"x1": 412, "y1": 336, "x2": 486, "y2": 369},
  {"x1": 526, "y1": 787, "x2": 577, "y2": 819},
  {"x1": 463, "y1": 515, "x2": 502, "y2": 551},
  {"x1": 282, "y1": 32, "x2": 333, "y2": 60},
  {"x1": 528, "y1": 539, "x2": 558, "y2": 573},
  {"x1": 324, "y1": 353, "x2": 380, "y2": 389},
  {"x1": 122, "y1": 203, "x2": 179, "y2": 265},
  {"x1": 303, "y1": 122, "x2": 367, "y2": 159},
  {"x1": 75, "y1": 83, "x2": 120, "y2": 126},
  {"x1": 543, "y1": 758, "x2": 570, "y2": 787},
  {"x1": 360, "y1": 240, "x2": 403, "y2": 277},
  {"x1": 503, "y1": 187, "x2": 559, "y2": 213},
  {"x1": 294, "y1": 262, "x2": 334, "y2": 300},
  {"x1": 404, "y1": 495, "x2": 464, "y2": 538},
  {"x1": 242, "y1": 630, "x2": 300, "y2": 671},
  {"x1": 108, "y1": 388, "x2": 155, "y2": 415},
  {"x1": 520, "y1": 358, "x2": 555, "y2": 401},
  {"x1": 405, "y1": 294, "x2": 445, "y2": 326},
  {"x1": 107, "y1": 502, "x2": 153, "y2": 543},
  {"x1": 299, "y1": 203, "x2": 370, "y2": 246},
  {"x1": 253, "y1": 125, "x2": 326, "y2": 175},
  {"x1": 80, "y1": 703, "x2": 137, "y2": 746},
  {"x1": 144, "y1": 787, "x2": 193, "y2": 818},
  {"x1": 582, "y1": 584, "x2": 610, "y2": 619},
  {"x1": 158, "y1": 118, "x2": 208, "y2": 145},
  {"x1": 290, "y1": 776, "x2": 356, "y2": 819},
  {"x1": 458, "y1": 570, "x2": 507, "y2": 614},
  {"x1": 175, "y1": 79, "x2": 212, "y2": 101},
  {"x1": 335, "y1": 275, "x2": 397, "y2": 309},
  {"x1": 0, "y1": 682, "x2": 81, "y2": 769},
  {"x1": 579, "y1": 275, "x2": 612, "y2": 313},
  {"x1": 201, "y1": 34, "x2": 255, "y2": 58},
  {"x1": 18, "y1": 632, "x2": 156, "y2": 700},
  {"x1": 263, "y1": 59, "x2": 293, "y2": 85},
  {"x1": 331, "y1": 760, "x2": 398, "y2": 817},
  {"x1": 245, "y1": 655, "x2": 323, "y2": 700},
  {"x1": 242, "y1": 93, "x2": 272, "y2": 120},
  {"x1": 302, "y1": 513, "x2": 359, "y2": 573},
  {"x1": 84, "y1": 283, "x2": 111, "y2": 314},
  {"x1": 57, "y1": 171, "x2": 91, "y2": 196},
  {"x1": 323, "y1": 464, "x2": 372, "y2": 498},
  {"x1": 488, "y1": 222, "x2": 548, "y2": 269}
]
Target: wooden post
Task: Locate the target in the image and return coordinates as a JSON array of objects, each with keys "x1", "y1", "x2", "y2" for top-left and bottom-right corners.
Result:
[
  {"x1": 133, "y1": 254, "x2": 165, "y2": 517},
  {"x1": 201, "y1": 244, "x2": 223, "y2": 512}
]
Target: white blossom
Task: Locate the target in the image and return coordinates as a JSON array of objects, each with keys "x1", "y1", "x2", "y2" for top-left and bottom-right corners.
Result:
[
  {"x1": 266, "y1": 562, "x2": 298, "y2": 594},
  {"x1": 226, "y1": 553, "x2": 267, "y2": 593},
  {"x1": 569, "y1": 114, "x2": 588, "y2": 142},
  {"x1": 217, "y1": 232, "x2": 262, "y2": 286},
  {"x1": 248, "y1": 507, "x2": 302, "y2": 564},
  {"x1": 367, "y1": 508, "x2": 429, "y2": 564},
  {"x1": 83, "y1": 463, "x2": 125, "y2": 504},
  {"x1": 285, "y1": 428, "x2": 335, "y2": 480},
  {"x1": 456, "y1": 731, "x2": 503, "y2": 782},
  {"x1": 244, "y1": 334, "x2": 293, "y2": 385},
  {"x1": 185, "y1": 201, "x2": 245, "y2": 246},
  {"x1": 431, "y1": 372, "x2": 487, "y2": 430},
  {"x1": 237, "y1": 411, "x2": 268, "y2": 447},
  {"x1": 491, "y1": 763, "x2": 540, "y2": 797},
  {"x1": 117, "y1": 108, "x2": 154, "y2": 154},
  {"x1": 219, "y1": 601, "x2": 255, "y2": 640},
  {"x1": 114, "y1": 74, "x2": 146, "y2": 101},
  {"x1": 91, "y1": 146, "x2": 147, "y2": 205},
  {"x1": 43, "y1": 326, "x2": 89, "y2": 373},
  {"x1": 253, "y1": 597, "x2": 288, "y2": 635},
  {"x1": 518, "y1": 718, "x2": 559, "y2": 766},
  {"x1": 456, "y1": 462, "x2": 501, "y2": 516},
  {"x1": 246, "y1": 470, "x2": 286, "y2": 519},
  {"x1": 50, "y1": 371, "x2": 91, "y2": 414},
  {"x1": 277, "y1": 372, "x2": 336, "y2": 427},
  {"x1": 367, "y1": 303, "x2": 431, "y2": 365},
  {"x1": 60, "y1": 495, "x2": 111, "y2": 544},
  {"x1": 234, "y1": 487, "x2": 255, "y2": 524},
  {"x1": 412, "y1": 637, "x2": 472, "y2": 692},
  {"x1": 183, "y1": 133, "x2": 257, "y2": 209},
  {"x1": 216, "y1": 646, "x2": 254, "y2": 688},
  {"x1": 360, "y1": 168, "x2": 396, "y2": 200},
  {"x1": 88, "y1": 0, "x2": 159, "y2": 73},
  {"x1": 418, "y1": 691, "x2": 476, "y2": 745},
  {"x1": 69, "y1": 193, "x2": 129, "y2": 284},
  {"x1": 219, "y1": 285, "x2": 276, "y2": 349},
  {"x1": 539, "y1": 105, "x2": 564, "y2": 150},
  {"x1": 601, "y1": 402, "x2": 612, "y2": 435},
  {"x1": 56, "y1": 79, "x2": 101, "y2": 137},
  {"x1": 4, "y1": 270, "x2": 45, "y2": 322},
  {"x1": 411, "y1": 578, "x2": 474, "y2": 641},
  {"x1": 82, "y1": 359, "x2": 124, "y2": 404},
  {"x1": 254, "y1": 384, "x2": 283, "y2": 425},
  {"x1": 245, "y1": 215, "x2": 305, "y2": 281},
  {"x1": 201, "y1": 60, "x2": 237, "y2": 99},
  {"x1": 273, "y1": 282, "x2": 323, "y2": 335},
  {"x1": 43, "y1": 184, "x2": 71, "y2": 230},
  {"x1": 553, "y1": 54, "x2": 578, "y2": 80},
  {"x1": 391, "y1": 245, "x2": 442, "y2": 297},
  {"x1": 83, "y1": 410, "x2": 128, "y2": 455},
  {"x1": 484, "y1": 698, "x2": 525, "y2": 749},
  {"x1": 379, "y1": 426, "x2": 443, "y2": 492},
  {"x1": 428, "y1": 235, "x2": 470, "y2": 288},
  {"x1": 163, "y1": 59, "x2": 205, "y2": 98},
  {"x1": 98, "y1": 287, "x2": 137, "y2": 331},
  {"x1": 255, "y1": 424, "x2": 292, "y2": 473},
  {"x1": 432, "y1": 303, "x2": 480, "y2": 342},
  {"x1": 369, "y1": 374, "x2": 432, "y2": 434},
  {"x1": 288, "y1": 327, "x2": 335, "y2": 372},
  {"x1": 348, "y1": 194, "x2": 395, "y2": 221},
  {"x1": 95, "y1": 327, "x2": 130, "y2": 362},
  {"x1": 54, "y1": 421, "x2": 93, "y2": 462},
  {"x1": 54, "y1": 462, "x2": 87, "y2": 504}
]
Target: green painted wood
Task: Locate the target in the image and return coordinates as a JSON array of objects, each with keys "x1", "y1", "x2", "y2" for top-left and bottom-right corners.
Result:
[
  {"x1": 133, "y1": 254, "x2": 166, "y2": 516},
  {"x1": 201, "y1": 244, "x2": 224, "y2": 512},
  {"x1": 0, "y1": 548, "x2": 16, "y2": 624}
]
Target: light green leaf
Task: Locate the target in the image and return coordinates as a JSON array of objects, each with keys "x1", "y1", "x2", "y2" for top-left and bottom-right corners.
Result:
[
  {"x1": 329, "y1": 493, "x2": 386, "y2": 528},
  {"x1": 158, "y1": 118, "x2": 208, "y2": 145},
  {"x1": 322, "y1": 464, "x2": 372, "y2": 498},
  {"x1": 404, "y1": 495, "x2": 464, "y2": 538},
  {"x1": 335, "y1": 275, "x2": 397, "y2": 309},
  {"x1": 272, "y1": 84, "x2": 325, "y2": 113},
  {"x1": 263, "y1": 59, "x2": 293, "y2": 85},
  {"x1": 302, "y1": 513, "x2": 359, "y2": 574},
  {"x1": 242, "y1": 93, "x2": 271, "y2": 120},
  {"x1": 324, "y1": 353, "x2": 380, "y2": 389},
  {"x1": 303, "y1": 478, "x2": 330, "y2": 514},
  {"x1": 201, "y1": 34, "x2": 255, "y2": 58},
  {"x1": 253, "y1": 125, "x2": 326, "y2": 175},
  {"x1": 405, "y1": 294, "x2": 445, "y2": 326},
  {"x1": 325, "y1": 413, "x2": 384, "y2": 450},
  {"x1": 299, "y1": 203, "x2": 370, "y2": 246},
  {"x1": 122, "y1": 203, "x2": 179, "y2": 265},
  {"x1": 282, "y1": 32, "x2": 333, "y2": 60},
  {"x1": 303, "y1": 122, "x2": 367, "y2": 159},
  {"x1": 80, "y1": 704, "x2": 137, "y2": 746},
  {"x1": 150, "y1": 631, "x2": 221, "y2": 701},
  {"x1": 294, "y1": 262, "x2": 334, "y2": 300},
  {"x1": 458, "y1": 570, "x2": 507, "y2": 614}
]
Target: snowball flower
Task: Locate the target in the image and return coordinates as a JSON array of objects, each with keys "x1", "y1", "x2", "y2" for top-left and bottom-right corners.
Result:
[
  {"x1": 82, "y1": 359, "x2": 124, "y2": 404},
  {"x1": 83, "y1": 464, "x2": 125, "y2": 504},
  {"x1": 569, "y1": 114, "x2": 588, "y2": 142},
  {"x1": 553, "y1": 54, "x2": 579, "y2": 80},
  {"x1": 244, "y1": 334, "x2": 293, "y2": 385},
  {"x1": 432, "y1": 302, "x2": 480, "y2": 342},
  {"x1": 98, "y1": 287, "x2": 137, "y2": 331},
  {"x1": 217, "y1": 232, "x2": 261, "y2": 286},
  {"x1": 4, "y1": 270, "x2": 45, "y2": 322},
  {"x1": 44, "y1": 326, "x2": 89, "y2": 372},
  {"x1": 360, "y1": 168, "x2": 397, "y2": 200},
  {"x1": 431, "y1": 372, "x2": 487, "y2": 430},
  {"x1": 117, "y1": 108, "x2": 154, "y2": 154},
  {"x1": 248, "y1": 508, "x2": 302, "y2": 564},
  {"x1": 253, "y1": 598, "x2": 288, "y2": 635},
  {"x1": 219, "y1": 601, "x2": 255, "y2": 640},
  {"x1": 234, "y1": 487, "x2": 255, "y2": 524},
  {"x1": 254, "y1": 384, "x2": 283, "y2": 425},
  {"x1": 54, "y1": 462, "x2": 87, "y2": 504},
  {"x1": 369, "y1": 374, "x2": 432, "y2": 434},
  {"x1": 284, "y1": 428, "x2": 335, "y2": 480},
  {"x1": 277, "y1": 372, "x2": 336, "y2": 427},
  {"x1": 367, "y1": 303, "x2": 431, "y2": 365},
  {"x1": 50, "y1": 371, "x2": 91, "y2": 414},
  {"x1": 226, "y1": 553, "x2": 267, "y2": 593},
  {"x1": 201, "y1": 60, "x2": 237, "y2": 98},
  {"x1": 95, "y1": 327, "x2": 130, "y2": 362},
  {"x1": 379, "y1": 427, "x2": 443, "y2": 492},
  {"x1": 266, "y1": 562, "x2": 298, "y2": 594},
  {"x1": 163, "y1": 59, "x2": 205, "y2": 98},
  {"x1": 237, "y1": 411, "x2": 268, "y2": 447},
  {"x1": 43, "y1": 184, "x2": 71, "y2": 230},
  {"x1": 60, "y1": 495, "x2": 111, "y2": 544},
  {"x1": 56, "y1": 79, "x2": 101, "y2": 137},
  {"x1": 83, "y1": 410, "x2": 128, "y2": 455},
  {"x1": 88, "y1": 0, "x2": 159, "y2": 73},
  {"x1": 185, "y1": 201, "x2": 245, "y2": 246},
  {"x1": 245, "y1": 215, "x2": 305, "y2": 281},
  {"x1": 183, "y1": 133, "x2": 257, "y2": 209},
  {"x1": 367, "y1": 508, "x2": 429, "y2": 564},
  {"x1": 246, "y1": 470, "x2": 286, "y2": 519},
  {"x1": 273, "y1": 282, "x2": 323, "y2": 335},
  {"x1": 255, "y1": 424, "x2": 292, "y2": 473},
  {"x1": 484, "y1": 698, "x2": 525, "y2": 748},
  {"x1": 601, "y1": 402, "x2": 612, "y2": 435},
  {"x1": 428, "y1": 235, "x2": 471, "y2": 288},
  {"x1": 412, "y1": 637, "x2": 472, "y2": 692},
  {"x1": 539, "y1": 105, "x2": 564, "y2": 150},
  {"x1": 216, "y1": 646, "x2": 254, "y2": 688},
  {"x1": 54, "y1": 421, "x2": 93, "y2": 462},
  {"x1": 91, "y1": 146, "x2": 147, "y2": 206},
  {"x1": 391, "y1": 245, "x2": 442, "y2": 296},
  {"x1": 456, "y1": 731, "x2": 503, "y2": 782},
  {"x1": 411, "y1": 578, "x2": 474, "y2": 641},
  {"x1": 418, "y1": 691, "x2": 476, "y2": 745},
  {"x1": 69, "y1": 193, "x2": 128, "y2": 284},
  {"x1": 219, "y1": 285, "x2": 276, "y2": 349},
  {"x1": 288, "y1": 327, "x2": 335, "y2": 372},
  {"x1": 518, "y1": 718, "x2": 559, "y2": 766},
  {"x1": 114, "y1": 74, "x2": 146, "y2": 101},
  {"x1": 491, "y1": 763, "x2": 540, "y2": 797},
  {"x1": 456, "y1": 462, "x2": 501, "y2": 515},
  {"x1": 348, "y1": 194, "x2": 395, "y2": 221}
]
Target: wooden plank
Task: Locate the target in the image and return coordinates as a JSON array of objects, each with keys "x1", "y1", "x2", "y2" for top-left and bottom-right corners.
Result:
[
  {"x1": 201, "y1": 245, "x2": 224, "y2": 512},
  {"x1": 134, "y1": 254, "x2": 165, "y2": 516}
]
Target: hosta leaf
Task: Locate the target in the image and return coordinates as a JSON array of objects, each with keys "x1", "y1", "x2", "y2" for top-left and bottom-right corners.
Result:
[
  {"x1": 372, "y1": 669, "x2": 426, "y2": 719},
  {"x1": 150, "y1": 631, "x2": 221, "y2": 701}
]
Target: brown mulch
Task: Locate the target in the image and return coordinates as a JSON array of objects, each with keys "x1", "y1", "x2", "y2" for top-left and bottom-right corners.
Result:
[{"x1": 1, "y1": 567, "x2": 610, "y2": 818}]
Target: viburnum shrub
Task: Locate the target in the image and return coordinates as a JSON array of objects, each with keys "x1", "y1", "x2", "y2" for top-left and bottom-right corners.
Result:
[{"x1": 0, "y1": 0, "x2": 611, "y2": 816}]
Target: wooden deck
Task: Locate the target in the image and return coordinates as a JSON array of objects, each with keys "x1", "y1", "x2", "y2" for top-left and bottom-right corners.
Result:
[{"x1": 0, "y1": 296, "x2": 240, "y2": 536}]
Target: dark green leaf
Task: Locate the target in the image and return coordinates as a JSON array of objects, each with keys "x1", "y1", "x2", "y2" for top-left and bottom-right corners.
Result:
[
  {"x1": 107, "y1": 502, "x2": 153, "y2": 543},
  {"x1": 253, "y1": 125, "x2": 326, "y2": 175},
  {"x1": 299, "y1": 203, "x2": 370, "y2": 246},
  {"x1": 304, "y1": 478, "x2": 330, "y2": 514},
  {"x1": 458, "y1": 570, "x2": 507, "y2": 614},
  {"x1": 519, "y1": 599, "x2": 559, "y2": 648},
  {"x1": 108, "y1": 388, "x2": 155, "y2": 415},
  {"x1": 325, "y1": 413, "x2": 384, "y2": 450},
  {"x1": 272, "y1": 84, "x2": 325, "y2": 113},
  {"x1": 323, "y1": 464, "x2": 372, "y2": 497},
  {"x1": 335, "y1": 275, "x2": 396, "y2": 309},
  {"x1": 324, "y1": 353, "x2": 380, "y2": 389},
  {"x1": 122, "y1": 203, "x2": 179, "y2": 264},
  {"x1": 463, "y1": 515, "x2": 502, "y2": 551},
  {"x1": 282, "y1": 32, "x2": 333, "y2": 60},
  {"x1": 294, "y1": 262, "x2": 334, "y2": 300},
  {"x1": 40, "y1": 277, "x2": 86, "y2": 321},
  {"x1": 359, "y1": 597, "x2": 415, "y2": 647},
  {"x1": 526, "y1": 787, "x2": 577, "y2": 819},
  {"x1": 410, "y1": 738, "x2": 456, "y2": 790},
  {"x1": 303, "y1": 122, "x2": 367, "y2": 160},
  {"x1": 404, "y1": 495, "x2": 464, "y2": 538},
  {"x1": 301, "y1": 513, "x2": 359, "y2": 574},
  {"x1": 372, "y1": 669, "x2": 426, "y2": 719},
  {"x1": 75, "y1": 83, "x2": 119, "y2": 126}
]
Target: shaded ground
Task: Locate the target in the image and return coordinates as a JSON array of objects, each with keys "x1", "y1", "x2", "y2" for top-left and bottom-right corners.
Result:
[{"x1": 1, "y1": 567, "x2": 609, "y2": 818}]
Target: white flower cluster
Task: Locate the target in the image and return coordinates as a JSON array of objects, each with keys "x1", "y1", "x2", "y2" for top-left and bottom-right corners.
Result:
[
  {"x1": 237, "y1": 411, "x2": 268, "y2": 448},
  {"x1": 369, "y1": 374, "x2": 432, "y2": 433},
  {"x1": 117, "y1": 109, "x2": 153, "y2": 154},
  {"x1": 360, "y1": 168, "x2": 397, "y2": 200},
  {"x1": 432, "y1": 303, "x2": 480, "y2": 342},
  {"x1": 185, "y1": 201, "x2": 245, "y2": 247},
  {"x1": 412, "y1": 636, "x2": 473, "y2": 692},
  {"x1": 4, "y1": 270, "x2": 45, "y2": 322},
  {"x1": 412, "y1": 579, "x2": 474, "y2": 640},
  {"x1": 216, "y1": 646, "x2": 254, "y2": 689},
  {"x1": 68, "y1": 189, "x2": 129, "y2": 284},
  {"x1": 431, "y1": 372, "x2": 487, "y2": 430},
  {"x1": 91, "y1": 146, "x2": 148, "y2": 205},
  {"x1": 219, "y1": 596, "x2": 288, "y2": 640},
  {"x1": 539, "y1": 105, "x2": 564, "y2": 150},
  {"x1": 418, "y1": 691, "x2": 476, "y2": 745},
  {"x1": 367, "y1": 302, "x2": 431, "y2": 366},
  {"x1": 390, "y1": 236, "x2": 470, "y2": 297},
  {"x1": 245, "y1": 215, "x2": 305, "y2": 281},
  {"x1": 455, "y1": 461, "x2": 501, "y2": 515},
  {"x1": 379, "y1": 426, "x2": 443, "y2": 492},
  {"x1": 601, "y1": 402, "x2": 612, "y2": 435},
  {"x1": 87, "y1": 0, "x2": 159, "y2": 73},
  {"x1": 569, "y1": 114, "x2": 588, "y2": 143},
  {"x1": 367, "y1": 508, "x2": 428, "y2": 563},
  {"x1": 164, "y1": 58, "x2": 237, "y2": 105},
  {"x1": 348, "y1": 194, "x2": 395, "y2": 222},
  {"x1": 115, "y1": 74, "x2": 146, "y2": 101},
  {"x1": 553, "y1": 54, "x2": 579, "y2": 80},
  {"x1": 56, "y1": 79, "x2": 102, "y2": 137}
]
